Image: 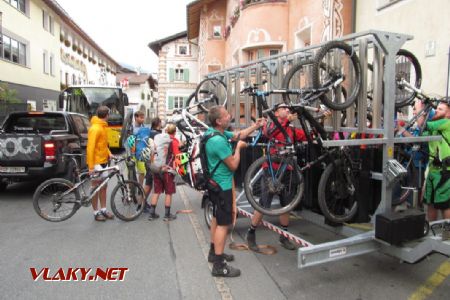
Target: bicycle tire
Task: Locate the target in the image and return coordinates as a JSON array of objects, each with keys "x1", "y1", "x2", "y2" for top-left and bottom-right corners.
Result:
[
  {"x1": 194, "y1": 78, "x2": 227, "y2": 112},
  {"x1": 33, "y1": 178, "x2": 81, "y2": 222},
  {"x1": 110, "y1": 180, "x2": 145, "y2": 221},
  {"x1": 318, "y1": 159, "x2": 358, "y2": 223},
  {"x1": 312, "y1": 41, "x2": 362, "y2": 111},
  {"x1": 204, "y1": 197, "x2": 214, "y2": 229},
  {"x1": 394, "y1": 49, "x2": 422, "y2": 107},
  {"x1": 281, "y1": 59, "x2": 316, "y2": 104},
  {"x1": 244, "y1": 155, "x2": 304, "y2": 216}
]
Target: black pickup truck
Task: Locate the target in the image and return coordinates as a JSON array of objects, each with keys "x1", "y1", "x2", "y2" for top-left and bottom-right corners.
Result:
[{"x1": 0, "y1": 111, "x2": 90, "y2": 191}]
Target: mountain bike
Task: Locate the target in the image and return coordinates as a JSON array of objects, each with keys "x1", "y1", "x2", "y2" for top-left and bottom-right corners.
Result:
[
  {"x1": 33, "y1": 154, "x2": 145, "y2": 222},
  {"x1": 241, "y1": 76, "x2": 361, "y2": 221},
  {"x1": 185, "y1": 77, "x2": 228, "y2": 112},
  {"x1": 282, "y1": 41, "x2": 362, "y2": 111},
  {"x1": 392, "y1": 79, "x2": 440, "y2": 206}
]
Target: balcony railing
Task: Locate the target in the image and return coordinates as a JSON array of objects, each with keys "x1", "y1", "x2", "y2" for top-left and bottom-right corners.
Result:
[{"x1": 241, "y1": 0, "x2": 287, "y2": 10}]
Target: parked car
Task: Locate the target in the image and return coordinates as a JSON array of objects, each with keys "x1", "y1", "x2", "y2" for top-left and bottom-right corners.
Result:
[{"x1": 0, "y1": 111, "x2": 90, "y2": 191}]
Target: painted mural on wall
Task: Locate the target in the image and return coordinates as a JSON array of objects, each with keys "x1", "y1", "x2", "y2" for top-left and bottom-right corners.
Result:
[{"x1": 321, "y1": 0, "x2": 344, "y2": 42}]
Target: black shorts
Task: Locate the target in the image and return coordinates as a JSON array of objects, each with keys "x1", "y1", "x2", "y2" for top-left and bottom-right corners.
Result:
[
  {"x1": 429, "y1": 200, "x2": 450, "y2": 210},
  {"x1": 210, "y1": 189, "x2": 233, "y2": 226},
  {"x1": 259, "y1": 170, "x2": 294, "y2": 209}
]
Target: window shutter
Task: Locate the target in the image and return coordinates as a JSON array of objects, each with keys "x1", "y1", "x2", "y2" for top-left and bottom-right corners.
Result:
[
  {"x1": 168, "y1": 96, "x2": 174, "y2": 110},
  {"x1": 184, "y1": 69, "x2": 189, "y2": 82},
  {"x1": 257, "y1": 49, "x2": 265, "y2": 59},
  {"x1": 169, "y1": 68, "x2": 174, "y2": 82}
]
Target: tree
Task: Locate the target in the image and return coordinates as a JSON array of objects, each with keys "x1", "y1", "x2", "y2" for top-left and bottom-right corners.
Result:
[{"x1": 0, "y1": 83, "x2": 21, "y2": 103}]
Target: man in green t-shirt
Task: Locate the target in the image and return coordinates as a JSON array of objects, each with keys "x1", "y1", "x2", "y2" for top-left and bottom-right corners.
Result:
[
  {"x1": 423, "y1": 100, "x2": 450, "y2": 221},
  {"x1": 205, "y1": 105, "x2": 264, "y2": 277}
]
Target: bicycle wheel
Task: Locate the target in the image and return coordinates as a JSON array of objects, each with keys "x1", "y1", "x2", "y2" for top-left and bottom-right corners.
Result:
[
  {"x1": 33, "y1": 178, "x2": 80, "y2": 222},
  {"x1": 281, "y1": 59, "x2": 315, "y2": 104},
  {"x1": 184, "y1": 91, "x2": 204, "y2": 115},
  {"x1": 394, "y1": 49, "x2": 422, "y2": 107},
  {"x1": 312, "y1": 41, "x2": 362, "y2": 111},
  {"x1": 110, "y1": 180, "x2": 145, "y2": 221},
  {"x1": 318, "y1": 159, "x2": 358, "y2": 223},
  {"x1": 204, "y1": 197, "x2": 214, "y2": 229},
  {"x1": 194, "y1": 78, "x2": 227, "y2": 112},
  {"x1": 244, "y1": 155, "x2": 304, "y2": 216}
]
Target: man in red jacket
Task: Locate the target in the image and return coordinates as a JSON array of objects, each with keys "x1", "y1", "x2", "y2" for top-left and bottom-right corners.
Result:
[{"x1": 246, "y1": 103, "x2": 306, "y2": 250}]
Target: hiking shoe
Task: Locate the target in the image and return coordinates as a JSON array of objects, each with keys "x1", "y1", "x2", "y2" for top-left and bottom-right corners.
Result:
[
  {"x1": 101, "y1": 210, "x2": 115, "y2": 220},
  {"x1": 94, "y1": 212, "x2": 106, "y2": 222},
  {"x1": 246, "y1": 231, "x2": 259, "y2": 251},
  {"x1": 163, "y1": 213, "x2": 177, "y2": 221},
  {"x1": 279, "y1": 235, "x2": 296, "y2": 250},
  {"x1": 148, "y1": 212, "x2": 160, "y2": 221},
  {"x1": 208, "y1": 252, "x2": 235, "y2": 263},
  {"x1": 143, "y1": 203, "x2": 152, "y2": 213},
  {"x1": 211, "y1": 263, "x2": 241, "y2": 277}
]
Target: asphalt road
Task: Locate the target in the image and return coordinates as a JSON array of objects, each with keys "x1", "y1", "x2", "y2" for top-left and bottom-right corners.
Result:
[{"x1": 0, "y1": 180, "x2": 448, "y2": 300}]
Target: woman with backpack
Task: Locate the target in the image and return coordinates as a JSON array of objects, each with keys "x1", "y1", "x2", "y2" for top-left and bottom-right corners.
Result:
[{"x1": 148, "y1": 123, "x2": 181, "y2": 221}]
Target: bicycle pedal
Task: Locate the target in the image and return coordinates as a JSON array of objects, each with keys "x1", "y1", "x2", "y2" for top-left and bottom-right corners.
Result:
[{"x1": 80, "y1": 196, "x2": 90, "y2": 207}]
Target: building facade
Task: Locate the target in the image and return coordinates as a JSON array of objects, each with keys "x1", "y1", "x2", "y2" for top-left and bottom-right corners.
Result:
[
  {"x1": 117, "y1": 72, "x2": 158, "y2": 123},
  {"x1": 0, "y1": 0, "x2": 119, "y2": 111},
  {"x1": 148, "y1": 31, "x2": 199, "y2": 120},
  {"x1": 187, "y1": 0, "x2": 354, "y2": 78},
  {"x1": 355, "y1": 0, "x2": 450, "y2": 97}
]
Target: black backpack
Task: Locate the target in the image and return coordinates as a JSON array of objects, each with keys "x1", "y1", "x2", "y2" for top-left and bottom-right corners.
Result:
[{"x1": 194, "y1": 132, "x2": 222, "y2": 192}]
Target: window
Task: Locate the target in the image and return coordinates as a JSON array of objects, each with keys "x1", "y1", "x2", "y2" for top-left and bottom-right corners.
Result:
[
  {"x1": 213, "y1": 25, "x2": 222, "y2": 38},
  {"x1": 269, "y1": 49, "x2": 280, "y2": 56},
  {"x1": 42, "y1": 10, "x2": 54, "y2": 33},
  {"x1": 1, "y1": 34, "x2": 26, "y2": 66},
  {"x1": 65, "y1": 72, "x2": 69, "y2": 85},
  {"x1": 72, "y1": 74, "x2": 76, "y2": 85},
  {"x1": 168, "y1": 96, "x2": 185, "y2": 110},
  {"x1": 11, "y1": 39, "x2": 19, "y2": 63},
  {"x1": 43, "y1": 50, "x2": 48, "y2": 74},
  {"x1": 174, "y1": 96, "x2": 184, "y2": 109},
  {"x1": 175, "y1": 68, "x2": 184, "y2": 81},
  {"x1": 49, "y1": 54, "x2": 55, "y2": 76},
  {"x1": 178, "y1": 45, "x2": 188, "y2": 55},
  {"x1": 5, "y1": 0, "x2": 26, "y2": 14},
  {"x1": 169, "y1": 68, "x2": 189, "y2": 82},
  {"x1": 71, "y1": 115, "x2": 88, "y2": 134}
]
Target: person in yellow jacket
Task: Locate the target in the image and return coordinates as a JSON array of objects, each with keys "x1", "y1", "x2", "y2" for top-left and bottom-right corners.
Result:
[{"x1": 87, "y1": 106, "x2": 115, "y2": 221}]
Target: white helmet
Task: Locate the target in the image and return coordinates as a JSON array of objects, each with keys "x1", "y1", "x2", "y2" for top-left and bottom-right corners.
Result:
[{"x1": 140, "y1": 147, "x2": 153, "y2": 162}]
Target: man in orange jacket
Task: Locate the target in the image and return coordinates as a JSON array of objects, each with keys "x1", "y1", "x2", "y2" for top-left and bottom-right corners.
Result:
[{"x1": 87, "y1": 106, "x2": 115, "y2": 221}]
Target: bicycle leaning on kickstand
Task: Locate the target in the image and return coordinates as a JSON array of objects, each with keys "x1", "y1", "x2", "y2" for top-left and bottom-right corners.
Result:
[{"x1": 33, "y1": 154, "x2": 145, "y2": 222}]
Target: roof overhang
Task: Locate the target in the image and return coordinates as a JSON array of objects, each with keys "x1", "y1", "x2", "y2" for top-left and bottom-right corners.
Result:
[
  {"x1": 186, "y1": 0, "x2": 216, "y2": 40},
  {"x1": 148, "y1": 31, "x2": 187, "y2": 55}
]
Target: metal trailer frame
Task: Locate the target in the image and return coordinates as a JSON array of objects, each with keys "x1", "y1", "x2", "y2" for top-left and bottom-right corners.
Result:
[{"x1": 205, "y1": 30, "x2": 450, "y2": 268}]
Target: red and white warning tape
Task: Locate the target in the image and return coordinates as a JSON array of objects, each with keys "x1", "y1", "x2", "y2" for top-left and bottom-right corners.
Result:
[{"x1": 237, "y1": 207, "x2": 314, "y2": 248}]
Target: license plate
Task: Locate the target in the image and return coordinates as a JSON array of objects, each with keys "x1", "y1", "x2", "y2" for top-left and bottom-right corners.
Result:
[{"x1": 0, "y1": 166, "x2": 26, "y2": 173}]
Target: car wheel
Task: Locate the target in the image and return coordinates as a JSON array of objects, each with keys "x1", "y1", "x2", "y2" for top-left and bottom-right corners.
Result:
[{"x1": 0, "y1": 181, "x2": 8, "y2": 192}]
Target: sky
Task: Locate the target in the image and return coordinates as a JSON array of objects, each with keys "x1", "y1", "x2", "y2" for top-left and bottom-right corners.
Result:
[{"x1": 56, "y1": 0, "x2": 193, "y2": 74}]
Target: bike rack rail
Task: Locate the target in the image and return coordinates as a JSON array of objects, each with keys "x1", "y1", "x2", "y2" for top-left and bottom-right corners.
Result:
[{"x1": 206, "y1": 30, "x2": 450, "y2": 268}]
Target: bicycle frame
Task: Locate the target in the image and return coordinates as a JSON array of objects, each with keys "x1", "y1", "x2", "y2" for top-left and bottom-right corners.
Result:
[{"x1": 58, "y1": 162, "x2": 125, "y2": 206}]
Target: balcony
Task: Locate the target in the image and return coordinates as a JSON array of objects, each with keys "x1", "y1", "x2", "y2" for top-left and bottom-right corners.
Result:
[{"x1": 241, "y1": 0, "x2": 287, "y2": 10}]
